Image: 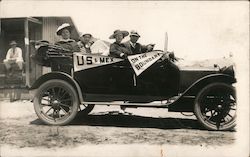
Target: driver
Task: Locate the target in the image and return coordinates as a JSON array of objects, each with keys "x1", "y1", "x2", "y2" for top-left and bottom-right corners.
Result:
[{"x1": 123, "y1": 30, "x2": 154, "y2": 55}]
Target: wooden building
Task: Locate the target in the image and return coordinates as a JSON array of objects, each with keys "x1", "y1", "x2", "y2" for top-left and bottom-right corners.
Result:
[{"x1": 0, "y1": 16, "x2": 79, "y2": 100}]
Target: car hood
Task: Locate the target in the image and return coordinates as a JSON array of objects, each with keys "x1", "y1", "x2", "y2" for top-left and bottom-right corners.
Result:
[
  {"x1": 175, "y1": 57, "x2": 235, "y2": 71},
  {"x1": 177, "y1": 57, "x2": 235, "y2": 91}
]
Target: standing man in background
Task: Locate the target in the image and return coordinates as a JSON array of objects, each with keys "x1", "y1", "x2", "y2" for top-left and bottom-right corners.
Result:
[{"x1": 4, "y1": 40, "x2": 23, "y2": 76}]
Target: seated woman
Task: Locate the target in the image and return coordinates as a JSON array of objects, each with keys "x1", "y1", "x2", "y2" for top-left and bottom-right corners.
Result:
[
  {"x1": 109, "y1": 30, "x2": 131, "y2": 58},
  {"x1": 52, "y1": 23, "x2": 80, "y2": 74},
  {"x1": 55, "y1": 23, "x2": 80, "y2": 52},
  {"x1": 77, "y1": 33, "x2": 93, "y2": 54}
]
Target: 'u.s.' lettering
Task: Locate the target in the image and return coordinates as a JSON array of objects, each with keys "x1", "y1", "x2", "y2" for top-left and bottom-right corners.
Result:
[
  {"x1": 77, "y1": 56, "x2": 84, "y2": 65},
  {"x1": 86, "y1": 56, "x2": 92, "y2": 64},
  {"x1": 77, "y1": 55, "x2": 116, "y2": 66}
]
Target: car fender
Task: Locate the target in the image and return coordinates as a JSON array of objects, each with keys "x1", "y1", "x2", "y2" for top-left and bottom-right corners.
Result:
[
  {"x1": 30, "y1": 72, "x2": 84, "y2": 102},
  {"x1": 182, "y1": 73, "x2": 236, "y2": 96},
  {"x1": 168, "y1": 73, "x2": 236, "y2": 112}
]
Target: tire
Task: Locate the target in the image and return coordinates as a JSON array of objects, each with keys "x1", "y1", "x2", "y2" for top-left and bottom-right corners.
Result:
[
  {"x1": 77, "y1": 104, "x2": 95, "y2": 117},
  {"x1": 194, "y1": 83, "x2": 236, "y2": 131},
  {"x1": 33, "y1": 79, "x2": 79, "y2": 125}
]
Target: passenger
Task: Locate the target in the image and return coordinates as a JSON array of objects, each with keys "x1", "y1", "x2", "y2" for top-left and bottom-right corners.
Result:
[
  {"x1": 55, "y1": 23, "x2": 80, "y2": 52},
  {"x1": 123, "y1": 30, "x2": 154, "y2": 55},
  {"x1": 3, "y1": 40, "x2": 23, "y2": 76},
  {"x1": 109, "y1": 30, "x2": 131, "y2": 58},
  {"x1": 53, "y1": 23, "x2": 79, "y2": 74},
  {"x1": 78, "y1": 33, "x2": 93, "y2": 54}
]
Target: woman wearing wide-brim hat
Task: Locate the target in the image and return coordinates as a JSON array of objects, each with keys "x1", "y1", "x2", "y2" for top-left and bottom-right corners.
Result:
[
  {"x1": 55, "y1": 23, "x2": 80, "y2": 52},
  {"x1": 53, "y1": 23, "x2": 80, "y2": 74},
  {"x1": 109, "y1": 30, "x2": 131, "y2": 58}
]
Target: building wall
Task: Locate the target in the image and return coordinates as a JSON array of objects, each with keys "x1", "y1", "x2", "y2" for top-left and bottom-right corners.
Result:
[
  {"x1": 41, "y1": 17, "x2": 80, "y2": 74},
  {"x1": 41, "y1": 17, "x2": 61, "y2": 74},
  {"x1": 42, "y1": 17, "x2": 60, "y2": 43},
  {"x1": 42, "y1": 17, "x2": 79, "y2": 43}
]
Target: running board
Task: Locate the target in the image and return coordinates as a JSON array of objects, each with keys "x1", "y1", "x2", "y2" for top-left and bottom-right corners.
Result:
[
  {"x1": 80, "y1": 101, "x2": 171, "y2": 108},
  {"x1": 79, "y1": 95, "x2": 194, "y2": 108}
]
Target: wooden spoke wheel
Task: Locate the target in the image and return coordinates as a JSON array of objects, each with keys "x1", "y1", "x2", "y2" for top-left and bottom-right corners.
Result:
[
  {"x1": 194, "y1": 83, "x2": 236, "y2": 131},
  {"x1": 33, "y1": 79, "x2": 79, "y2": 125}
]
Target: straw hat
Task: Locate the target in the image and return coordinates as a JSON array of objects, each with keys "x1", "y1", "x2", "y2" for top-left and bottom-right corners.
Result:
[
  {"x1": 109, "y1": 30, "x2": 129, "y2": 39},
  {"x1": 56, "y1": 23, "x2": 72, "y2": 35},
  {"x1": 9, "y1": 40, "x2": 17, "y2": 45},
  {"x1": 80, "y1": 32, "x2": 92, "y2": 38},
  {"x1": 130, "y1": 30, "x2": 140, "y2": 37}
]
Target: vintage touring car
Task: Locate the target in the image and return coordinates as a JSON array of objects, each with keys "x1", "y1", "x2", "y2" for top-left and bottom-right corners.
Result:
[{"x1": 30, "y1": 41, "x2": 236, "y2": 131}]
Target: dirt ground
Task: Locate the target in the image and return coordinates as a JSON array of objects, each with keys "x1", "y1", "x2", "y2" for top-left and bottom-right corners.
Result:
[{"x1": 0, "y1": 100, "x2": 235, "y2": 156}]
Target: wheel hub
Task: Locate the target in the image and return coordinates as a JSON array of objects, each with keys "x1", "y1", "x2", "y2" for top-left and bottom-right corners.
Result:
[
  {"x1": 51, "y1": 99, "x2": 61, "y2": 109},
  {"x1": 217, "y1": 104, "x2": 222, "y2": 109}
]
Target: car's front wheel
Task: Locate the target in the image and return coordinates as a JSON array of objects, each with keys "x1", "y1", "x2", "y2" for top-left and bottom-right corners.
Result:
[
  {"x1": 33, "y1": 79, "x2": 79, "y2": 125},
  {"x1": 194, "y1": 83, "x2": 236, "y2": 131}
]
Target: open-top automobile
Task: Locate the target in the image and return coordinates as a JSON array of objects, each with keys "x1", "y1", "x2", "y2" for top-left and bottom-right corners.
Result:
[{"x1": 30, "y1": 41, "x2": 236, "y2": 131}]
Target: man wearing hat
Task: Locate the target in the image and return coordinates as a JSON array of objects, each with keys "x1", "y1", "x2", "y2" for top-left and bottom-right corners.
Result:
[
  {"x1": 55, "y1": 23, "x2": 80, "y2": 52},
  {"x1": 109, "y1": 30, "x2": 131, "y2": 58},
  {"x1": 78, "y1": 33, "x2": 93, "y2": 54},
  {"x1": 3, "y1": 40, "x2": 23, "y2": 75},
  {"x1": 124, "y1": 30, "x2": 154, "y2": 55}
]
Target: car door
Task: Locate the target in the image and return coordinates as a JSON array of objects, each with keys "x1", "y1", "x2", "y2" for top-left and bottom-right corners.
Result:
[
  {"x1": 73, "y1": 54, "x2": 122, "y2": 94},
  {"x1": 135, "y1": 59, "x2": 180, "y2": 97},
  {"x1": 109, "y1": 59, "x2": 135, "y2": 95}
]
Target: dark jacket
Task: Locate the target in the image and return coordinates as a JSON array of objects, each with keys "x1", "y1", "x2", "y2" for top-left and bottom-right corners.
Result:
[
  {"x1": 77, "y1": 41, "x2": 92, "y2": 54},
  {"x1": 109, "y1": 42, "x2": 132, "y2": 58},
  {"x1": 123, "y1": 41, "x2": 148, "y2": 55},
  {"x1": 53, "y1": 39, "x2": 79, "y2": 74},
  {"x1": 55, "y1": 39, "x2": 80, "y2": 52}
]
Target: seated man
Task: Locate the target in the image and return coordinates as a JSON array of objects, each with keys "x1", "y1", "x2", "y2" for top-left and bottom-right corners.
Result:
[
  {"x1": 3, "y1": 40, "x2": 23, "y2": 76},
  {"x1": 123, "y1": 30, "x2": 154, "y2": 55}
]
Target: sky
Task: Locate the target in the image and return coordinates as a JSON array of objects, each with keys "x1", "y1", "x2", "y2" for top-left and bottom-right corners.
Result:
[{"x1": 0, "y1": 1, "x2": 249, "y2": 60}]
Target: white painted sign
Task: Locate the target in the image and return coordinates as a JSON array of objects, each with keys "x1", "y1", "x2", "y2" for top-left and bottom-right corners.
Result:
[
  {"x1": 73, "y1": 53, "x2": 123, "y2": 72},
  {"x1": 128, "y1": 51, "x2": 164, "y2": 76}
]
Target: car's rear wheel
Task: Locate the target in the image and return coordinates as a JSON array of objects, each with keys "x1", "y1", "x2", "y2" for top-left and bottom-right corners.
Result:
[
  {"x1": 77, "y1": 104, "x2": 95, "y2": 116},
  {"x1": 194, "y1": 83, "x2": 236, "y2": 131},
  {"x1": 33, "y1": 79, "x2": 79, "y2": 125}
]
